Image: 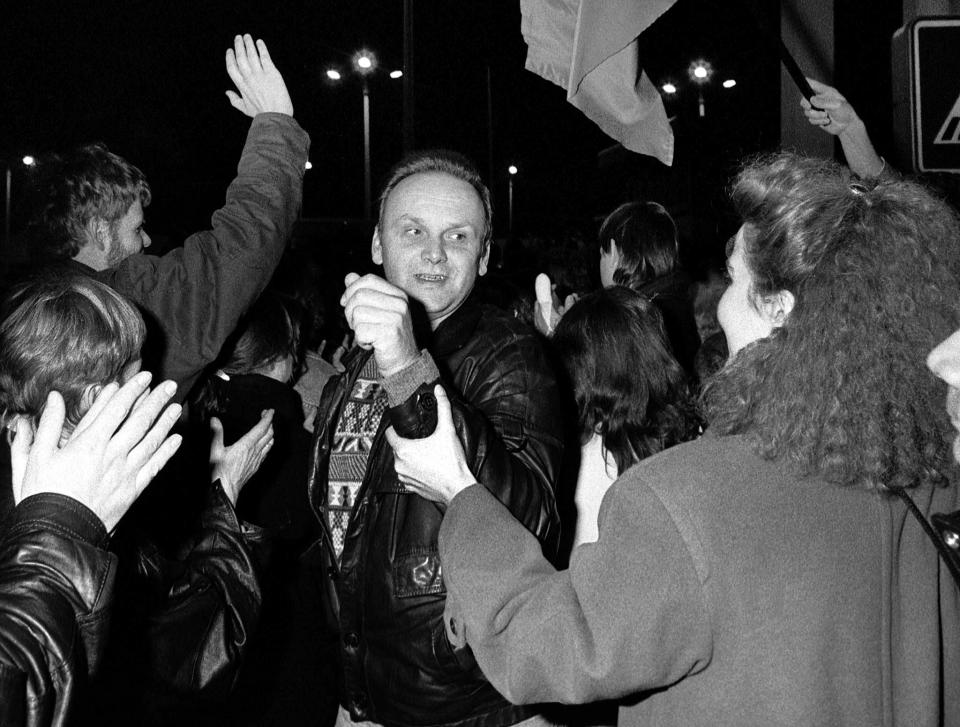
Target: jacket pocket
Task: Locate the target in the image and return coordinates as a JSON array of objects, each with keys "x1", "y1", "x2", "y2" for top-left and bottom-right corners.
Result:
[
  {"x1": 393, "y1": 548, "x2": 445, "y2": 598},
  {"x1": 430, "y1": 615, "x2": 478, "y2": 676}
]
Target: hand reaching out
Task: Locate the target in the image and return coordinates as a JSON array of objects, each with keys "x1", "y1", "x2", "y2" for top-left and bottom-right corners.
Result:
[
  {"x1": 10, "y1": 373, "x2": 183, "y2": 532},
  {"x1": 209, "y1": 409, "x2": 275, "y2": 506},
  {"x1": 225, "y1": 34, "x2": 294, "y2": 117},
  {"x1": 386, "y1": 385, "x2": 477, "y2": 506}
]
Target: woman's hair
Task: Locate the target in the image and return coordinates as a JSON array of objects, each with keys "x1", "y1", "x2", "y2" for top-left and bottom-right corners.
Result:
[
  {"x1": 598, "y1": 201, "x2": 679, "y2": 288},
  {"x1": 0, "y1": 272, "x2": 145, "y2": 428},
  {"x1": 552, "y1": 286, "x2": 701, "y2": 475},
  {"x1": 194, "y1": 291, "x2": 300, "y2": 416},
  {"x1": 704, "y1": 151, "x2": 960, "y2": 491}
]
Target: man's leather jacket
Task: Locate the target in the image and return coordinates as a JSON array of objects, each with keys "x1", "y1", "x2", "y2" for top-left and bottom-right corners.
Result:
[{"x1": 306, "y1": 296, "x2": 564, "y2": 727}]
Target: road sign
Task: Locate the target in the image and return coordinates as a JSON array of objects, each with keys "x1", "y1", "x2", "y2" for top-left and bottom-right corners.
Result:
[{"x1": 892, "y1": 17, "x2": 960, "y2": 173}]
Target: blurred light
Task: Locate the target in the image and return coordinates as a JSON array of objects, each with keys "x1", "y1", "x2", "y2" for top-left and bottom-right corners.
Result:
[
  {"x1": 508, "y1": 165, "x2": 518, "y2": 175},
  {"x1": 305, "y1": 161, "x2": 313, "y2": 170},
  {"x1": 22, "y1": 155, "x2": 35, "y2": 166},
  {"x1": 326, "y1": 69, "x2": 342, "y2": 81},
  {"x1": 389, "y1": 70, "x2": 403, "y2": 79},
  {"x1": 722, "y1": 79, "x2": 737, "y2": 89},
  {"x1": 689, "y1": 60, "x2": 713, "y2": 84},
  {"x1": 354, "y1": 50, "x2": 377, "y2": 74},
  {"x1": 661, "y1": 83, "x2": 677, "y2": 94}
]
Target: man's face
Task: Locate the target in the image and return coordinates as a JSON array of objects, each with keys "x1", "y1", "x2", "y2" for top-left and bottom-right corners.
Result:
[
  {"x1": 106, "y1": 201, "x2": 151, "y2": 266},
  {"x1": 927, "y1": 328, "x2": 960, "y2": 463},
  {"x1": 372, "y1": 172, "x2": 489, "y2": 330}
]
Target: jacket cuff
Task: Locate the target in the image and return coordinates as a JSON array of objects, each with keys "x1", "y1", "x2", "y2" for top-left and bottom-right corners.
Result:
[
  {"x1": 380, "y1": 350, "x2": 440, "y2": 407},
  {"x1": 6, "y1": 494, "x2": 109, "y2": 550}
]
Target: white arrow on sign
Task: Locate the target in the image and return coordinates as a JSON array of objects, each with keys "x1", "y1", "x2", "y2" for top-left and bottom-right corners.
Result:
[{"x1": 934, "y1": 90, "x2": 960, "y2": 144}]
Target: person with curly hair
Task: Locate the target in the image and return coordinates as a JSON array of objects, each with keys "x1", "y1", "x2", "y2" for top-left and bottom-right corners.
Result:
[
  {"x1": 386, "y1": 152, "x2": 960, "y2": 726},
  {"x1": 552, "y1": 287, "x2": 701, "y2": 546}
]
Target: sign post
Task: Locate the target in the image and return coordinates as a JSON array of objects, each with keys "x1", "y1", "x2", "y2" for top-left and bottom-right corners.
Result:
[{"x1": 892, "y1": 17, "x2": 960, "y2": 173}]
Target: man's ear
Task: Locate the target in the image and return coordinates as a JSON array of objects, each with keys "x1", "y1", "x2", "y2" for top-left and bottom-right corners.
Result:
[
  {"x1": 371, "y1": 227, "x2": 383, "y2": 265},
  {"x1": 760, "y1": 289, "x2": 795, "y2": 327},
  {"x1": 478, "y1": 241, "x2": 491, "y2": 277},
  {"x1": 92, "y1": 218, "x2": 111, "y2": 251}
]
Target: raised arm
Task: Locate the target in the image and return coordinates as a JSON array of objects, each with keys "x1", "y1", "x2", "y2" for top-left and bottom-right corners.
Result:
[
  {"x1": 801, "y1": 78, "x2": 889, "y2": 180},
  {"x1": 104, "y1": 36, "x2": 310, "y2": 399}
]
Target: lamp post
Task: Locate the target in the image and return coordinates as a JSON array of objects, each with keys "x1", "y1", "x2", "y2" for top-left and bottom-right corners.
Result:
[
  {"x1": 4, "y1": 155, "x2": 35, "y2": 248},
  {"x1": 689, "y1": 60, "x2": 713, "y2": 118},
  {"x1": 327, "y1": 52, "x2": 402, "y2": 221},
  {"x1": 507, "y1": 165, "x2": 518, "y2": 237}
]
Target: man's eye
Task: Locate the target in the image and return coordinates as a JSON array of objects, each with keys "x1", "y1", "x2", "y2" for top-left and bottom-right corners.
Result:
[
  {"x1": 447, "y1": 232, "x2": 467, "y2": 242},
  {"x1": 405, "y1": 227, "x2": 422, "y2": 236}
]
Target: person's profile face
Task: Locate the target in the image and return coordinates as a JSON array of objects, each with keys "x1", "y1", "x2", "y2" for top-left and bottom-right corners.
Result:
[
  {"x1": 716, "y1": 226, "x2": 777, "y2": 358},
  {"x1": 372, "y1": 171, "x2": 489, "y2": 330},
  {"x1": 599, "y1": 241, "x2": 619, "y2": 288},
  {"x1": 927, "y1": 328, "x2": 960, "y2": 463},
  {"x1": 107, "y1": 201, "x2": 151, "y2": 266}
]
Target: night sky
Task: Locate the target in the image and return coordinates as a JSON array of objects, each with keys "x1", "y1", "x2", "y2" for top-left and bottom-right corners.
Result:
[{"x1": 1, "y1": 1, "x2": 901, "y2": 273}]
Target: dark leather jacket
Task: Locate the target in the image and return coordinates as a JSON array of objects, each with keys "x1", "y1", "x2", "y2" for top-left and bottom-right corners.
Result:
[
  {"x1": 0, "y1": 471, "x2": 262, "y2": 727},
  {"x1": 306, "y1": 297, "x2": 564, "y2": 727},
  {"x1": 0, "y1": 494, "x2": 115, "y2": 727}
]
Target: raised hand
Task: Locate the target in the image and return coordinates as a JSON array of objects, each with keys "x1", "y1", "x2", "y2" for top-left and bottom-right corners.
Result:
[
  {"x1": 225, "y1": 34, "x2": 294, "y2": 117},
  {"x1": 801, "y1": 78, "x2": 858, "y2": 136},
  {"x1": 209, "y1": 409, "x2": 274, "y2": 506},
  {"x1": 10, "y1": 373, "x2": 183, "y2": 532},
  {"x1": 385, "y1": 385, "x2": 477, "y2": 505},
  {"x1": 533, "y1": 273, "x2": 576, "y2": 337},
  {"x1": 341, "y1": 273, "x2": 420, "y2": 376}
]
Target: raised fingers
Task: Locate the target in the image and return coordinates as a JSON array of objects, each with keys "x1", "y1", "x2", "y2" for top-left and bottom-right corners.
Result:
[{"x1": 104, "y1": 379, "x2": 177, "y2": 459}]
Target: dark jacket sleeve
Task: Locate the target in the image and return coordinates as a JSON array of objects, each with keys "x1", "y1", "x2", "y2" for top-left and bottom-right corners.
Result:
[
  {"x1": 0, "y1": 494, "x2": 116, "y2": 727},
  {"x1": 129, "y1": 480, "x2": 262, "y2": 701},
  {"x1": 383, "y1": 329, "x2": 563, "y2": 551},
  {"x1": 102, "y1": 113, "x2": 310, "y2": 399}
]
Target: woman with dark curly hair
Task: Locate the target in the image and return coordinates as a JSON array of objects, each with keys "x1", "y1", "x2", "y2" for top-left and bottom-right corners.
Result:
[
  {"x1": 552, "y1": 287, "x2": 701, "y2": 545},
  {"x1": 386, "y1": 151, "x2": 960, "y2": 726}
]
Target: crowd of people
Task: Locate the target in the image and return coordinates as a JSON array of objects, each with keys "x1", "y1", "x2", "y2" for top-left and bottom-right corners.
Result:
[{"x1": 0, "y1": 35, "x2": 958, "y2": 727}]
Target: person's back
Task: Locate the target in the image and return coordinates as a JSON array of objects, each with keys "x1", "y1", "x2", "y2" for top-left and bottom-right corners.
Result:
[{"x1": 607, "y1": 433, "x2": 959, "y2": 726}]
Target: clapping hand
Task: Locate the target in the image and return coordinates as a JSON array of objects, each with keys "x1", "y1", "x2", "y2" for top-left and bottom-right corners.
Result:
[{"x1": 10, "y1": 373, "x2": 183, "y2": 533}]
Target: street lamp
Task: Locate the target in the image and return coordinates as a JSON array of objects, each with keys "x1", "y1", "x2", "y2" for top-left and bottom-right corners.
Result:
[
  {"x1": 326, "y1": 51, "x2": 401, "y2": 220},
  {"x1": 4, "y1": 155, "x2": 34, "y2": 248},
  {"x1": 507, "y1": 165, "x2": 518, "y2": 236},
  {"x1": 688, "y1": 60, "x2": 713, "y2": 117}
]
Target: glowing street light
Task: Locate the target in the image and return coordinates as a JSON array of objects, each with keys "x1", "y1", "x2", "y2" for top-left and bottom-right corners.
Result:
[
  {"x1": 688, "y1": 60, "x2": 713, "y2": 117},
  {"x1": 722, "y1": 79, "x2": 737, "y2": 89},
  {"x1": 389, "y1": 70, "x2": 403, "y2": 79},
  {"x1": 305, "y1": 161, "x2": 313, "y2": 170},
  {"x1": 507, "y1": 164, "x2": 518, "y2": 236},
  {"x1": 326, "y1": 69, "x2": 342, "y2": 81},
  {"x1": 354, "y1": 50, "x2": 377, "y2": 73},
  {"x1": 661, "y1": 83, "x2": 677, "y2": 94},
  {"x1": 22, "y1": 156, "x2": 35, "y2": 166}
]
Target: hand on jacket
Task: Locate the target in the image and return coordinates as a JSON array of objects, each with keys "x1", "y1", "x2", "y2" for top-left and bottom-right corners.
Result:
[
  {"x1": 341, "y1": 272, "x2": 420, "y2": 376},
  {"x1": 386, "y1": 384, "x2": 478, "y2": 505},
  {"x1": 225, "y1": 34, "x2": 294, "y2": 117},
  {"x1": 210, "y1": 409, "x2": 274, "y2": 506},
  {"x1": 10, "y1": 372, "x2": 182, "y2": 532}
]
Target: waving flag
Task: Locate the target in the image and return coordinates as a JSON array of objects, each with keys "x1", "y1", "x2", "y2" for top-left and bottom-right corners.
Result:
[{"x1": 521, "y1": 0, "x2": 677, "y2": 166}]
